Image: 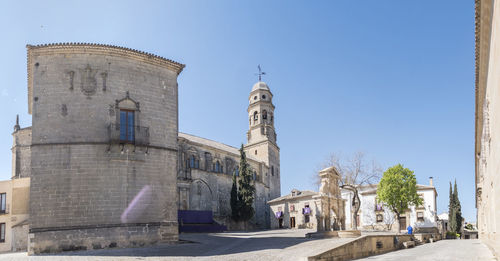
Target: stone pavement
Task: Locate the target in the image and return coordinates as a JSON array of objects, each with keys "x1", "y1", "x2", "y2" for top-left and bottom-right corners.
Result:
[
  {"x1": 359, "y1": 239, "x2": 496, "y2": 261},
  {"x1": 0, "y1": 229, "x2": 355, "y2": 261}
]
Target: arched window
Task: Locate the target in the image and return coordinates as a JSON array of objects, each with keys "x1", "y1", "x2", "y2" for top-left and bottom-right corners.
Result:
[
  {"x1": 253, "y1": 171, "x2": 257, "y2": 180},
  {"x1": 235, "y1": 166, "x2": 239, "y2": 176},
  {"x1": 190, "y1": 155, "x2": 195, "y2": 168},
  {"x1": 271, "y1": 166, "x2": 274, "y2": 176},
  {"x1": 215, "y1": 161, "x2": 221, "y2": 173},
  {"x1": 253, "y1": 111, "x2": 258, "y2": 122},
  {"x1": 262, "y1": 110, "x2": 268, "y2": 120}
]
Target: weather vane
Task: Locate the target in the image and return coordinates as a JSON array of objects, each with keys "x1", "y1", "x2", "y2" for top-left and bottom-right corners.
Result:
[{"x1": 256, "y1": 65, "x2": 266, "y2": 81}]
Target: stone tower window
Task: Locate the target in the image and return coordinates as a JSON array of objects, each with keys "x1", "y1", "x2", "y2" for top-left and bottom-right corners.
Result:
[
  {"x1": 262, "y1": 110, "x2": 268, "y2": 120},
  {"x1": 253, "y1": 111, "x2": 258, "y2": 123},
  {"x1": 271, "y1": 166, "x2": 274, "y2": 176},
  {"x1": 114, "y1": 91, "x2": 142, "y2": 144},
  {"x1": 262, "y1": 95, "x2": 266, "y2": 99},
  {"x1": 254, "y1": 96, "x2": 257, "y2": 100},
  {"x1": 120, "y1": 110, "x2": 135, "y2": 142},
  {"x1": 255, "y1": 150, "x2": 257, "y2": 155}
]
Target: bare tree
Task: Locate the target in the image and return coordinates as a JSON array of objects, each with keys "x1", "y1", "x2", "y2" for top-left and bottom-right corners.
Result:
[
  {"x1": 312, "y1": 152, "x2": 382, "y2": 230},
  {"x1": 384, "y1": 211, "x2": 396, "y2": 231}
]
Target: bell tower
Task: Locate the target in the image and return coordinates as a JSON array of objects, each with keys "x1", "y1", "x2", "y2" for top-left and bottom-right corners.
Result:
[{"x1": 244, "y1": 80, "x2": 281, "y2": 199}]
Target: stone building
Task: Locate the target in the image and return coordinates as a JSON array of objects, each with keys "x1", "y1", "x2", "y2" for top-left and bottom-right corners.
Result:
[
  {"x1": 268, "y1": 167, "x2": 344, "y2": 231},
  {"x1": 268, "y1": 189, "x2": 318, "y2": 229},
  {"x1": 475, "y1": 0, "x2": 500, "y2": 256},
  {"x1": 0, "y1": 117, "x2": 32, "y2": 252},
  {"x1": 4, "y1": 43, "x2": 280, "y2": 254},
  {"x1": 342, "y1": 179, "x2": 438, "y2": 233},
  {"x1": 25, "y1": 43, "x2": 183, "y2": 254}
]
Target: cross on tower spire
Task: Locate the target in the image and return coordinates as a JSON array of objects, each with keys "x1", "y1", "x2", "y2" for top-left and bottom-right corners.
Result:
[{"x1": 256, "y1": 65, "x2": 266, "y2": 82}]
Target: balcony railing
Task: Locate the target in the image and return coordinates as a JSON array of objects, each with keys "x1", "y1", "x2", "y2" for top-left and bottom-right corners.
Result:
[{"x1": 109, "y1": 123, "x2": 150, "y2": 146}]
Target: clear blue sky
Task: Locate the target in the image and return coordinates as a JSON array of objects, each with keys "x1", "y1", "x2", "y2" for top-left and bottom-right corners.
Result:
[{"x1": 0, "y1": 1, "x2": 475, "y2": 221}]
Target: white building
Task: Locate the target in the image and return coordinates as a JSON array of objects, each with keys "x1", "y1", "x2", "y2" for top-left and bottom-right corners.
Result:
[{"x1": 342, "y1": 179, "x2": 438, "y2": 233}]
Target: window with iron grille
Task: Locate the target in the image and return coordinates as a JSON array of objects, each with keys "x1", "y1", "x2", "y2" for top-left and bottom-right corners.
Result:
[
  {"x1": 417, "y1": 212, "x2": 424, "y2": 222},
  {"x1": 0, "y1": 193, "x2": 6, "y2": 214},
  {"x1": 119, "y1": 110, "x2": 135, "y2": 142},
  {"x1": 0, "y1": 223, "x2": 5, "y2": 242}
]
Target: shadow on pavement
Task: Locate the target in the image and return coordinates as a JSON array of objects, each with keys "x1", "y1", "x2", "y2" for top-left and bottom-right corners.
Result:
[{"x1": 37, "y1": 232, "x2": 322, "y2": 258}]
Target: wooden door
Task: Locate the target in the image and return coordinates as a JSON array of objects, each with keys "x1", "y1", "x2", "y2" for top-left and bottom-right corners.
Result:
[{"x1": 399, "y1": 216, "x2": 406, "y2": 230}]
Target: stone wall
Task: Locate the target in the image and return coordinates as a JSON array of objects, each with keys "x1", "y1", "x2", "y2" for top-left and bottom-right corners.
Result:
[
  {"x1": 308, "y1": 235, "x2": 413, "y2": 261},
  {"x1": 476, "y1": 0, "x2": 500, "y2": 258},
  {"x1": 12, "y1": 224, "x2": 28, "y2": 252},
  {"x1": 27, "y1": 44, "x2": 182, "y2": 254},
  {"x1": 28, "y1": 223, "x2": 176, "y2": 254}
]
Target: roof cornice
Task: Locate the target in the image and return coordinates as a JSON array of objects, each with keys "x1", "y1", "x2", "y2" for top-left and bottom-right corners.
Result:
[
  {"x1": 474, "y1": 0, "x2": 493, "y2": 208},
  {"x1": 26, "y1": 43, "x2": 185, "y2": 114}
]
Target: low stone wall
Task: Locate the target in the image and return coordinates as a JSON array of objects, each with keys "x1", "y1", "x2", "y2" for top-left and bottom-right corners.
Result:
[
  {"x1": 308, "y1": 234, "x2": 412, "y2": 261},
  {"x1": 28, "y1": 222, "x2": 177, "y2": 255},
  {"x1": 413, "y1": 233, "x2": 441, "y2": 243}
]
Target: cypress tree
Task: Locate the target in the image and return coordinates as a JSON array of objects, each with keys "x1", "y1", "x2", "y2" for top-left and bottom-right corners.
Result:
[
  {"x1": 230, "y1": 170, "x2": 239, "y2": 221},
  {"x1": 453, "y1": 180, "x2": 463, "y2": 234},
  {"x1": 448, "y1": 182, "x2": 456, "y2": 232},
  {"x1": 237, "y1": 144, "x2": 255, "y2": 223}
]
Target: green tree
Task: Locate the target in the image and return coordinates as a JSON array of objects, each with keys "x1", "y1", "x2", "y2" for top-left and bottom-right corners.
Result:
[
  {"x1": 237, "y1": 145, "x2": 255, "y2": 224},
  {"x1": 453, "y1": 180, "x2": 463, "y2": 235},
  {"x1": 448, "y1": 182, "x2": 457, "y2": 233},
  {"x1": 377, "y1": 164, "x2": 422, "y2": 233},
  {"x1": 230, "y1": 170, "x2": 239, "y2": 221}
]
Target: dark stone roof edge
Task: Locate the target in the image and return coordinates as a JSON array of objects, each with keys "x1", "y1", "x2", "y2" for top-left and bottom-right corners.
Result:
[{"x1": 26, "y1": 43, "x2": 185, "y2": 71}]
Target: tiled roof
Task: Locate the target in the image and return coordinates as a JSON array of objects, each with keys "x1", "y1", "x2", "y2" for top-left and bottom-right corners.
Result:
[
  {"x1": 178, "y1": 132, "x2": 261, "y2": 163},
  {"x1": 26, "y1": 43, "x2": 185, "y2": 72},
  {"x1": 268, "y1": 190, "x2": 318, "y2": 204}
]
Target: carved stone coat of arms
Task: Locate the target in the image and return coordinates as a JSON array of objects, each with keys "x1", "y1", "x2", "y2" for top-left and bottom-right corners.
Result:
[{"x1": 80, "y1": 64, "x2": 98, "y2": 97}]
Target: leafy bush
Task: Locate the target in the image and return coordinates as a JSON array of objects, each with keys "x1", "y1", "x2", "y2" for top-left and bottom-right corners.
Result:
[{"x1": 446, "y1": 231, "x2": 459, "y2": 239}]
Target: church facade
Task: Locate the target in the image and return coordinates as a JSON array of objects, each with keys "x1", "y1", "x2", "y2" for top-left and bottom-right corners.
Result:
[{"x1": 5, "y1": 43, "x2": 280, "y2": 254}]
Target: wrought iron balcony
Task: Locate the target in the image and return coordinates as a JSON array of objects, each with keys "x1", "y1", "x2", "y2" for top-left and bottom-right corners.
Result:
[{"x1": 108, "y1": 123, "x2": 150, "y2": 146}]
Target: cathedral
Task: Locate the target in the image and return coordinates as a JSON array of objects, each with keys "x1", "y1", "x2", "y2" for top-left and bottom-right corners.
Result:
[
  {"x1": 2, "y1": 43, "x2": 281, "y2": 254},
  {"x1": 177, "y1": 80, "x2": 281, "y2": 229}
]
